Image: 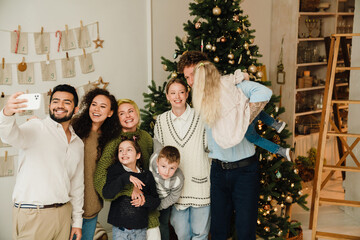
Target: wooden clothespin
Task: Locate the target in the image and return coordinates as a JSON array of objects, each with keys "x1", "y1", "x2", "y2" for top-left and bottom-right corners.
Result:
[
  {"x1": 2, "y1": 58, "x2": 4, "y2": 69},
  {"x1": 46, "y1": 53, "x2": 50, "y2": 64},
  {"x1": 25, "y1": 89, "x2": 29, "y2": 94},
  {"x1": 80, "y1": 20, "x2": 83, "y2": 30},
  {"x1": 1, "y1": 92, "x2": 4, "y2": 98},
  {"x1": 83, "y1": 48, "x2": 86, "y2": 58},
  {"x1": 66, "y1": 52, "x2": 69, "y2": 60},
  {"x1": 41, "y1": 26, "x2": 44, "y2": 34},
  {"x1": 18, "y1": 25, "x2": 21, "y2": 33},
  {"x1": 4, "y1": 151, "x2": 8, "y2": 162},
  {"x1": 47, "y1": 89, "x2": 52, "y2": 96},
  {"x1": 65, "y1": 24, "x2": 68, "y2": 35}
]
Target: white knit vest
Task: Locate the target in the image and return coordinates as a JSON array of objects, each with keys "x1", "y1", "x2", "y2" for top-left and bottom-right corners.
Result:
[{"x1": 154, "y1": 109, "x2": 210, "y2": 209}]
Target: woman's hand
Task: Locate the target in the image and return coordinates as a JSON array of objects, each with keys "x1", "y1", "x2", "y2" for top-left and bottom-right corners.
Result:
[
  {"x1": 129, "y1": 175, "x2": 145, "y2": 190},
  {"x1": 131, "y1": 186, "x2": 145, "y2": 207}
]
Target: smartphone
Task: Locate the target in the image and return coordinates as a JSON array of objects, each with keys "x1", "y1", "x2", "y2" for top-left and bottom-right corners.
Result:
[{"x1": 16, "y1": 93, "x2": 42, "y2": 110}]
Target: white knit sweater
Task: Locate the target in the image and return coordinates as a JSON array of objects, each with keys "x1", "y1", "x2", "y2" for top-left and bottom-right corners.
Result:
[{"x1": 154, "y1": 108, "x2": 210, "y2": 209}]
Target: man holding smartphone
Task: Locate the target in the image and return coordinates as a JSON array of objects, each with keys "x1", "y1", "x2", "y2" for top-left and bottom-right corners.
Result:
[{"x1": 0, "y1": 84, "x2": 84, "y2": 240}]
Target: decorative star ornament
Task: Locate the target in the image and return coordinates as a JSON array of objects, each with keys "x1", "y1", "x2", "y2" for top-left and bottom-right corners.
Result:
[
  {"x1": 93, "y1": 76, "x2": 109, "y2": 89},
  {"x1": 93, "y1": 37, "x2": 104, "y2": 49}
]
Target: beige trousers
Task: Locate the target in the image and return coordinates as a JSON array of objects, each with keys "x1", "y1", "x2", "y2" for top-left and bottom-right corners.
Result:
[{"x1": 12, "y1": 202, "x2": 72, "y2": 240}]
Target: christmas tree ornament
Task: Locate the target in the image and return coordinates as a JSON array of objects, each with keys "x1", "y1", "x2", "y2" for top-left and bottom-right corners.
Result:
[
  {"x1": 257, "y1": 219, "x2": 261, "y2": 225},
  {"x1": 152, "y1": 115, "x2": 157, "y2": 120},
  {"x1": 163, "y1": 64, "x2": 168, "y2": 71},
  {"x1": 212, "y1": 6, "x2": 221, "y2": 16},
  {"x1": 270, "y1": 199, "x2": 278, "y2": 206},
  {"x1": 294, "y1": 168, "x2": 299, "y2": 174},
  {"x1": 244, "y1": 42, "x2": 249, "y2": 50},
  {"x1": 236, "y1": 27, "x2": 242, "y2": 34},
  {"x1": 273, "y1": 207, "x2": 278, "y2": 212},
  {"x1": 267, "y1": 155, "x2": 273, "y2": 161},
  {"x1": 93, "y1": 22, "x2": 104, "y2": 49},
  {"x1": 248, "y1": 64, "x2": 257, "y2": 73},
  {"x1": 285, "y1": 195, "x2": 293, "y2": 203},
  {"x1": 260, "y1": 179, "x2": 265, "y2": 184},
  {"x1": 246, "y1": 50, "x2": 251, "y2": 55},
  {"x1": 291, "y1": 183, "x2": 295, "y2": 188},
  {"x1": 267, "y1": 196, "x2": 272, "y2": 201},
  {"x1": 277, "y1": 230, "x2": 283, "y2": 236},
  {"x1": 227, "y1": 52, "x2": 234, "y2": 59},
  {"x1": 220, "y1": 36, "x2": 227, "y2": 43},
  {"x1": 228, "y1": 59, "x2": 235, "y2": 65},
  {"x1": 259, "y1": 195, "x2": 264, "y2": 200},
  {"x1": 205, "y1": 42, "x2": 212, "y2": 50},
  {"x1": 211, "y1": 45, "x2": 216, "y2": 51},
  {"x1": 18, "y1": 57, "x2": 27, "y2": 72},
  {"x1": 250, "y1": 38, "x2": 255, "y2": 44},
  {"x1": 233, "y1": 15, "x2": 240, "y2": 22},
  {"x1": 276, "y1": 171, "x2": 282, "y2": 179},
  {"x1": 280, "y1": 203, "x2": 285, "y2": 207},
  {"x1": 264, "y1": 205, "x2": 270, "y2": 210},
  {"x1": 238, "y1": 55, "x2": 242, "y2": 64},
  {"x1": 171, "y1": 72, "x2": 178, "y2": 78},
  {"x1": 151, "y1": 102, "x2": 155, "y2": 107},
  {"x1": 195, "y1": 22, "x2": 201, "y2": 29},
  {"x1": 256, "y1": 71, "x2": 264, "y2": 78},
  {"x1": 264, "y1": 226, "x2": 270, "y2": 232},
  {"x1": 298, "y1": 190, "x2": 303, "y2": 195},
  {"x1": 214, "y1": 56, "x2": 220, "y2": 62}
]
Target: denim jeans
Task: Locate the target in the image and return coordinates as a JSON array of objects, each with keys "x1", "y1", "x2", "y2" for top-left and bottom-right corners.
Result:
[
  {"x1": 245, "y1": 111, "x2": 280, "y2": 154},
  {"x1": 159, "y1": 207, "x2": 171, "y2": 240},
  {"x1": 112, "y1": 226, "x2": 146, "y2": 240},
  {"x1": 80, "y1": 215, "x2": 98, "y2": 240},
  {"x1": 170, "y1": 205, "x2": 210, "y2": 240},
  {"x1": 210, "y1": 156, "x2": 259, "y2": 240}
]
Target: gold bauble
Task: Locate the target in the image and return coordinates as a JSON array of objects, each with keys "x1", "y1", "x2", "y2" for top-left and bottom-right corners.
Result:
[
  {"x1": 278, "y1": 230, "x2": 283, "y2": 237},
  {"x1": 171, "y1": 72, "x2": 178, "y2": 78},
  {"x1": 298, "y1": 190, "x2": 303, "y2": 196},
  {"x1": 264, "y1": 205, "x2": 270, "y2": 210},
  {"x1": 233, "y1": 15, "x2": 240, "y2": 22},
  {"x1": 182, "y1": 35, "x2": 188, "y2": 43},
  {"x1": 236, "y1": 28, "x2": 242, "y2": 34},
  {"x1": 264, "y1": 226, "x2": 270, "y2": 232},
  {"x1": 267, "y1": 196, "x2": 272, "y2": 202},
  {"x1": 285, "y1": 196, "x2": 293, "y2": 203},
  {"x1": 294, "y1": 168, "x2": 299, "y2": 174},
  {"x1": 259, "y1": 195, "x2": 264, "y2": 200},
  {"x1": 228, "y1": 59, "x2": 235, "y2": 65},
  {"x1": 247, "y1": 50, "x2": 251, "y2": 55},
  {"x1": 257, "y1": 219, "x2": 261, "y2": 225},
  {"x1": 150, "y1": 102, "x2": 155, "y2": 107},
  {"x1": 227, "y1": 52, "x2": 234, "y2": 59},
  {"x1": 212, "y1": 6, "x2": 221, "y2": 16},
  {"x1": 220, "y1": 36, "x2": 227, "y2": 43},
  {"x1": 270, "y1": 199, "x2": 278, "y2": 206},
  {"x1": 243, "y1": 42, "x2": 249, "y2": 50},
  {"x1": 256, "y1": 71, "x2": 264, "y2": 78},
  {"x1": 291, "y1": 183, "x2": 295, "y2": 188},
  {"x1": 214, "y1": 56, "x2": 220, "y2": 62},
  {"x1": 250, "y1": 38, "x2": 254, "y2": 44},
  {"x1": 248, "y1": 64, "x2": 257, "y2": 73},
  {"x1": 205, "y1": 43, "x2": 212, "y2": 50},
  {"x1": 162, "y1": 64, "x2": 167, "y2": 71},
  {"x1": 260, "y1": 179, "x2": 265, "y2": 184},
  {"x1": 211, "y1": 45, "x2": 216, "y2": 51},
  {"x1": 195, "y1": 22, "x2": 201, "y2": 29},
  {"x1": 152, "y1": 115, "x2": 157, "y2": 120}
]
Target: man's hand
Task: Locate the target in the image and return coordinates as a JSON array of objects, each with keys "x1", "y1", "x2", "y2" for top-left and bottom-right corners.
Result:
[
  {"x1": 131, "y1": 186, "x2": 145, "y2": 207},
  {"x1": 69, "y1": 227, "x2": 82, "y2": 240},
  {"x1": 3, "y1": 92, "x2": 28, "y2": 116}
]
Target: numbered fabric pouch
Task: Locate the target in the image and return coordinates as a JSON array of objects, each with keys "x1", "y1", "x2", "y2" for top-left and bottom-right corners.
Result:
[
  {"x1": 61, "y1": 57, "x2": 76, "y2": 78},
  {"x1": 41, "y1": 60, "x2": 57, "y2": 81},
  {"x1": 42, "y1": 92, "x2": 51, "y2": 114},
  {"x1": 11, "y1": 32, "x2": 28, "y2": 54},
  {"x1": 0, "y1": 155, "x2": 14, "y2": 177},
  {"x1": 79, "y1": 53, "x2": 95, "y2": 74},
  {"x1": 17, "y1": 63, "x2": 35, "y2": 84},
  {"x1": 74, "y1": 26, "x2": 92, "y2": 48},
  {"x1": 61, "y1": 30, "x2": 77, "y2": 51},
  {"x1": 34, "y1": 32, "x2": 50, "y2": 54},
  {"x1": 0, "y1": 64, "x2": 12, "y2": 85}
]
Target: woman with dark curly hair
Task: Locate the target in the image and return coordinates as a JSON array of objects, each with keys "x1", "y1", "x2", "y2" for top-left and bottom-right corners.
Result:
[{"x1": 72, "y1": 88, "x2": 121, "y2": 240}]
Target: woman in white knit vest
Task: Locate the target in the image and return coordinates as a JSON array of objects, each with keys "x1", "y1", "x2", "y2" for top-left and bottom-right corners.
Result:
[{"x1": 154, "y1": 78, "x2": 210, "y2": 240}]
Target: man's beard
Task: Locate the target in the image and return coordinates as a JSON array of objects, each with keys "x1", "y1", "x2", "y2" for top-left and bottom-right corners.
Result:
[{"x1": 49, "y1": 108, "x2": 75, "y2": 123}]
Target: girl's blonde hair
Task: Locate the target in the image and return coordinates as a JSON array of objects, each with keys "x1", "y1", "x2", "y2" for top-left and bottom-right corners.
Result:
[
  {"x1": 192, "y1": 61, "x2": 221, "y2": 126},
  {"x1": 117, "y1": 98, "x2": 141, "y2": 128}
]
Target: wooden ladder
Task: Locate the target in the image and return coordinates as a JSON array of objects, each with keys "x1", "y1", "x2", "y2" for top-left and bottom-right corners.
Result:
[{"x1": 309, "y1": 33, "x2": 360, "y2": 240}]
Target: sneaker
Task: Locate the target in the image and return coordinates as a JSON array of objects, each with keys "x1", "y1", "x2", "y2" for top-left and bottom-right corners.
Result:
[
  {"x1": 276, "y1": 121, "x2": 286, "y2": 133},
  {"x1": 285, "y1": 148, "x2": 292, "y2": 162}
]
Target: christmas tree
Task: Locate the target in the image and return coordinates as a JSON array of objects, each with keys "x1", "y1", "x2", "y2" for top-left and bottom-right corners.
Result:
[{"x1": 141, "y1": 0, "x2": 308, "y2": 239}]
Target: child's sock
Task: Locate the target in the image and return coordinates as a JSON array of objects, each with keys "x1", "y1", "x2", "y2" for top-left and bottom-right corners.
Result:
[
  {"x1": 277, "y1": 147, "x2": 292, "y2": 161},
  {"x1": 273, "y1": 121, "x2": 286, "y2": 133}
]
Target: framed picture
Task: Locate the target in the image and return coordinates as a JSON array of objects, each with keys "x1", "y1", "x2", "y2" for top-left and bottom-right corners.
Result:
[{"x1": 277, "y1": 71, "x2": 285, "y2": 84}]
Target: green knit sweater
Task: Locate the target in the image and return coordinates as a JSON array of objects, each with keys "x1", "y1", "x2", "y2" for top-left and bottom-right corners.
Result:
[{"x1": 94, "y1": 129, "x2": 159, "y2": 228}]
